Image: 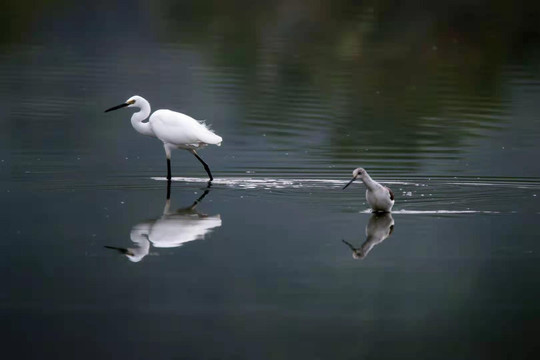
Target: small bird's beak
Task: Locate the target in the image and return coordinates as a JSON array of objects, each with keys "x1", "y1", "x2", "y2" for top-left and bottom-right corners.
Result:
[
  {"x1": 343, "y1": 176, "x2": 357, "y2": 190},
  {"x1": 104, "y1": 102, "x2": 129, "y2": 113}
]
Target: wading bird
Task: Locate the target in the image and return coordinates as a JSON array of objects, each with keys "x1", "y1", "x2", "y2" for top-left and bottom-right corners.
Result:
[
  {"x1": 342, "y1": 213, "x2": 395, "y2": 259},
  {"x1": 105, "y1": 95, "x2": 222, "y2": 181},
  {"x1": 343, "y1": 168, "x2": 395, "y2": 212},
  {"x1": 105, "y1": 183, "x2": 222, "y2": 262}
]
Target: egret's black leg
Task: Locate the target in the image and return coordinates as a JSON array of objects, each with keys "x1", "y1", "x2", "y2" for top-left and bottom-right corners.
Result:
[
  {"x1": 166, "y1": 178, "x2": 171, "y2": 200},
  {"x1": 188, "y1": 188, "x2": 211, "y2": 210},
  {"x1": 191, "y1": 150, "x2": 213, "y2": 181},
  {"x1": 167, "y1": 158, "x2": 172, "y2": 181}
]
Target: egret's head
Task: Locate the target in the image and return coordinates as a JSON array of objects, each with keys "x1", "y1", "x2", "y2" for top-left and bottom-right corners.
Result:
[
  {"x1": 343, "y1": 167, "x2": 368, "y2": 190},
  {"x1": 125, "y1": 251, "x2": 146, "y2": 263},
  {"x1": 104, "y1": 95, "x2": 143, "y2": 113},
  {"x1": 126, "y1": 95, "x2": 142, "y2": 108}
]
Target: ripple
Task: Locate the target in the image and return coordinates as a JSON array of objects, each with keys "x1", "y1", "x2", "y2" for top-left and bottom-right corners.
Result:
[
  {"x1": 152, "y1": 176, "x2": 417, "y2": 189},
  {"x1": 150, "y1": 176, "x2": 540, "y2": 214},
  {"x1": 361, "y1": 209, "x2": 501, "y2": 214},
  {"x1": 155, "y1": 175, "x2": 540, "y2": 187}
]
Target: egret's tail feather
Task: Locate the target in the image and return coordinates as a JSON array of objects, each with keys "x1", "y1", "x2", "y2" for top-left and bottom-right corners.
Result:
[{"x1": 205, "y1": 133, "x2": 222, "y2": 146}]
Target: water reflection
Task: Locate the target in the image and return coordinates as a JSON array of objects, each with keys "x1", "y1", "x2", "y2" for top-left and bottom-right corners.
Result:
[
  {"x1": 105, "y1": 184, "x2": 221, "y2": 262},
  {"x1": 160, "y1": 0, "x2": 538, "y2": 173},
  {"x1": 342, "y1": 213, "x2": 395, "y2": 259}
]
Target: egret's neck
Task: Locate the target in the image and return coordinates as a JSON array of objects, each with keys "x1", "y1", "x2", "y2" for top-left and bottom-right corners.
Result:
[
  {"x1": 163, "y1": 198, "x2": 171, "y2": 215},
  {"x1": 130, "y1": 99, "x2": 154, "y2": 137}
]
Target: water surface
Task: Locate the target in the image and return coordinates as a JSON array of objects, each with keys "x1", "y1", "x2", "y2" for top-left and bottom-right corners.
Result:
[{"x1": 2, "y1": 1, "x2": 540, "y2": 358}]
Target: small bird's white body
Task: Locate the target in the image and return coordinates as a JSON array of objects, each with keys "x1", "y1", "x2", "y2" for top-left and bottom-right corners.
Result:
[
  {"x1": 365, "y1": 184, "x2": 394, "y2": 212},
  {"x1": 343, "y1": 168, "x2": 395, "y2": 212},
  {"x1": 362, "y1": 213, "x2": 394, "y2": 257},
  {"x1": 343, "y1": 213, "x2": 394, "y2": 259}
]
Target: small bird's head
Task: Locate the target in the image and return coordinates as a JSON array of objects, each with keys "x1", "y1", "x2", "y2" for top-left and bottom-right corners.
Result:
[
  {"x1": 343, "y1": 167, "x2": 368, "y2": 190},
  {"x1": 104, "y1": 95, "x2": 141, "y2": 113},
  {"x1": 352, "y1": 167, "x2": 367, "y2": 179}
]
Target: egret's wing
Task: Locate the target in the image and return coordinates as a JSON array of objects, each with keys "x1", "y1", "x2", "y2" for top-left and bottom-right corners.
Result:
[
  {"x1": 149, "y1": 215, "x2": 222, "y2": 248},
  {"x1": 150, "y1": 110, "x2": 222, "y2": 146}
]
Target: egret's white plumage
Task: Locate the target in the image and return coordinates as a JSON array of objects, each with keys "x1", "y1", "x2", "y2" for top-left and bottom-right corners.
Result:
[
  {"x1": 127, "y1": 199, "x2": 221, "y2": 255},
  {"x1": 343, "y1": 167, "x2": 395, "y2": 212},
  {"x1": 151, "y1": 109, "x2": 222, "y2": 149},
  {"x1": 105, "y1": 186, "x2": 221, "y2": 263},
  {"x1": 105, "y1": 95, "x2": 222, "y2": 181}
]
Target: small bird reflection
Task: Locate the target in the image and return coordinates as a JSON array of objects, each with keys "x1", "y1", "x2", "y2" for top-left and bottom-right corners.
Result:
[
  {"x1": 342, "y1": 213, "x2": 395, "y2": 259},
  {"x1": 105, "y1": 182, "x2": 221, "y2": 262}
]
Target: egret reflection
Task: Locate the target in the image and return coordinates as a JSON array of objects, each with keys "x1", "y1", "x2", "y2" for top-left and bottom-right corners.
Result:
[
  {"x1": 342, "y1": 213, "x2": 395, "y2": 259},
  {"x1": 105, "y1": 183, "x2": 221, "y2": 262}
]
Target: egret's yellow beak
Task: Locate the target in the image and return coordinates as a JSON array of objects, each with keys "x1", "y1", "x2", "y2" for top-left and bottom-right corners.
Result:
[
  {"x1": 104, "y1": 99, "x2": 135, "y2": 112},
  {"x1": 104, "y1": 103, "x2": 129, "y2": 112}
]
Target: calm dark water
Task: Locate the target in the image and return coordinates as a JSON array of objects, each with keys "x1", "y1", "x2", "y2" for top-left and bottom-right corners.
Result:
[{"x1": 2, "y1": 0, "x2": 540, "y2": 358}]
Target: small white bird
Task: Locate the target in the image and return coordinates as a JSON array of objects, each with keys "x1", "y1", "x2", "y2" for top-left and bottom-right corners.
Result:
[
  {"x1": 343, "y1": 167, "x2": 395, "y2": 212},
  {"x1": 342, "y1": 213, "x2": 395, "y2": 259},
  {"x1": 105, "y1": 95, "x2": 222, "y2": 181}
]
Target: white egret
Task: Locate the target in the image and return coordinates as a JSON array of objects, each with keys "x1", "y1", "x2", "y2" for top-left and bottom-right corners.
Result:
[
  {"x1": 343, "y1": 168, "x2": 395, "y2": 212},
  {"x1": 105, "y1": 95, "x2": 222, "y2": 181},
  {"x1": 105, "y1": 184, "x2": 222, "y2": 263}
]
